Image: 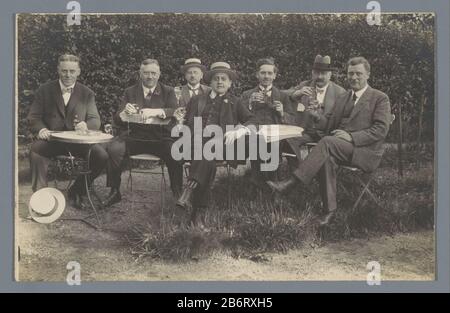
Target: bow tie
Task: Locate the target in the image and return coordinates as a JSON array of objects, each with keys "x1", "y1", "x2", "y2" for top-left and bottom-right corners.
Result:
[{"x1": 61, "y1": 87, "x2": 73, "y2": 94}]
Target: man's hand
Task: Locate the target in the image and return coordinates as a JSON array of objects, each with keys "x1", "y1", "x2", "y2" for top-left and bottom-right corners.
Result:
[
  {"x1": 37, "y1": 128, "x2": 51, "y2": 140},
  {"x1": 74, "y1": 121, "x2": 88, "y2": 132},
  {"x1": 173, "y1": 107, "x2": 186, "y2": 123},
  {"x1": 292, "y1": 86, "x2": 314, "y2": 99},
  {"x1": 308, "y1": 110, "x2": 321, "y2": 122},
  {"x1": 141, "y1": 108, "x2": 166, "y2": 119},
  {"x1": 331, "y1": 129, "x2": 353, "y2": 142},
  {"x1": 273, "y1": 100, "x2": 283, "y2": 116},
  {"x1": 224, "y1": 127, "x2": 250, "y2": 145},
  {"x1": 123, "y1": 103, "x2": 138, "y2": 115}
]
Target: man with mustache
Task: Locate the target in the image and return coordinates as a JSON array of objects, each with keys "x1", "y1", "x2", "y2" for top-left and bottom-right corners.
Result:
[
  {"x1": 27, "y1": 54, "x2": 108, "y2": 209},
  {"x1": 104, "y1": 58, "x2": 183, "y2": 206},
  {"x1": 269, "y1": 57, "x2": 391, "y2": 226},
  {"x1": 178, "y1": 58, "x2": 211, "y2": 108},
  {"x1": 286, "y1": 55, "x2": 346, "y2": 152}
]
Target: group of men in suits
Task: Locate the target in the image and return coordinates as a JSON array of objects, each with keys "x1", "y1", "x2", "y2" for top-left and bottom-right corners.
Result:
[{"x1": 27, "y1": 53, "x2": 391, "y2": 226}]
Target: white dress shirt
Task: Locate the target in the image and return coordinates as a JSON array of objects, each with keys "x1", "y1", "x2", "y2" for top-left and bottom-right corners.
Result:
[
  {"x1": 259, "y1": 84, "x2": 273, "y2": 97},
  {"x1": 352, "y1": 84, "x2": 369, "y2": 105},
  {"x1": 315, "y1": 83, "x2": 329, "y2": 105},
  {"x1": 143, "y1": 84, "x2": 156, "y2": 99},
  {"x1": 187, "y1": 83, "x2": 201, "y2": 97},
  {"x1": 59, "y1": 80, "x2": 76, "y2": 106}
]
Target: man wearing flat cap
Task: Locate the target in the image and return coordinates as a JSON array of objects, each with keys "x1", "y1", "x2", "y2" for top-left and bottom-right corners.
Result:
[
  {"x1": 178, "y1": 58, "x2": 211, "y2": 108},
  {"x1": 176, "y1": 61, "x2": 257, "y2": 221},
  {"x1": 286, "y1": 55, "x2": 346, "y2": 148}
]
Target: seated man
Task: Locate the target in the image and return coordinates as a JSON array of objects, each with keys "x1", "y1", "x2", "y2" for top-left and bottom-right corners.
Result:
[
  {"x1": 239, "y1": 57, "x2": 299, "y2": 182},
  {"x1": 104, "y1": 58, "x2": 183, "y2": 206},
  {"x1": 176, "y1": 61, "x2": 257, "y2": 213},
  {"x1": 285, "y1": 55, "x2": 346, "y2": 152},
  {"x1": 268, "y1": 57, "x2": 391, "y2": 226},
  {"x1": 27, "y1": 54, "x2": 108, "y2": 209}
]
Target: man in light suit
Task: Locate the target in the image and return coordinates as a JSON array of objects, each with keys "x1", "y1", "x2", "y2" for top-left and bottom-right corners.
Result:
[
  {"x1": 104, "y1": 58, "x2": 183, "y2": 206},
  {"x1": 178, "y1": 58, "x2": 211, "y2": 108},
  {"x1": 268, "y1": 57, "x2": 391, "y2": 225},
  {"x1": 286, "y1": 55, "x2": 346, "y2": 146},
  {"x1": 27, "y1": 54, "x2": 108, "y2": 208}
]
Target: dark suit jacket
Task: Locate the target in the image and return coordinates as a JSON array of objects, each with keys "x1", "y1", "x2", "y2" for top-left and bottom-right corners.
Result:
[
  {"x1": 318, "y1": 86, "x2": 391, "y2": 172},
  {"x1": 179, "y1": 84, "x2": 211, "y2": 108},
  {"x1": 206, "y1": 92, "x2": 257, "y2": 132},
  {"x1": 239, "y1": 86, "x2": 300, "y2": 155},
  {"x1": 28, "y1": 80, "x2": 100, "y2": 134},
  {"x1": 286, "y1": 80, "x2": 346, "y2": 136},
  {"x1": 113, "y1": 82, "x2": 178, "y2": 140}
]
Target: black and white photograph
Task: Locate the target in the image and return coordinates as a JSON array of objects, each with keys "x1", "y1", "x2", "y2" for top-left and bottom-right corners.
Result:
[{"x1": 15, "y1": 12, "x2": 435, "y2": 282}]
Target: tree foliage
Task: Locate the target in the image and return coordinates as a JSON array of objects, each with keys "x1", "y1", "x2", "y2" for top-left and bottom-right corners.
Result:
[{"x1": 17, "y1": 13, "x2": 434, "y2": 142}]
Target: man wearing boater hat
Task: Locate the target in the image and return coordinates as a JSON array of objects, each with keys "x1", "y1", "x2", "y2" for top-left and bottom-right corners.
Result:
[
  {"x1": 286, "y1": 55, "x2": 346, "y2": 147},
  {"x1": 176, "y1": 61, "x2": 257, "y2": 219},
  {"x1": 178, "y1": 58, "x2": 211, "y2": 108}
]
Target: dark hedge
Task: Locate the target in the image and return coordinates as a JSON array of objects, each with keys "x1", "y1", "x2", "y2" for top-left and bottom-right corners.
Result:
[{"x1": 17, "y1": 13, "x2": 434, "y2": 143}]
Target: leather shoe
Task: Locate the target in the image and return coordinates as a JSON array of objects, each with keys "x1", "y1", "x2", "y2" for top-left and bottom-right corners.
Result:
[
  {"x1": 102, "y1": 188, "x2": 122, "y2": 207},
  {"x1": 176, "y1": 186, "x2": 194, "y2": 210},
  {"x1": 68, "y1": 187, "x2": 84, "y2": 210},
  {"x1": 267, "y1": 176, "x2": 298, "y2": 194},
  {"x1": 318, "y1": 211, "x2": 336, "y2": 226}
]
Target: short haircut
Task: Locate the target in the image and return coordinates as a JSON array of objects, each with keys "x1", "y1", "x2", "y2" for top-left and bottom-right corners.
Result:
[
  {"x1": 58, "y1": 54, "x2": 80, "y2": 67},
  {"x1": 141, "y1": 58, "x2": 160, "y2": 68},
  {"x1": 347, "y1": 57, "x2": 371, "y2": 73},
  {"x1": 256, "y1": 57, "x2": 278, "y2": 74}
]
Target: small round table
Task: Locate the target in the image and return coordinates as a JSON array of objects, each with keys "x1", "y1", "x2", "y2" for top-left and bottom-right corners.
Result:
[{"x1": 50, "y1": 131, "x2": 113, "y2": 229}]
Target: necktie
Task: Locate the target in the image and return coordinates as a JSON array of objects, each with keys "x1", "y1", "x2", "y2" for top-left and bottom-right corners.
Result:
[
  {"x1": 352, "y1": 92, "x2": 358, "y2": 104},
  {"x1": 145, "y1": 90, "x2": 152, "y2": 101},
  {"x1": 62, "y1": 87, "x2": 73, "y2": 94},
  {"x1": 316, "y1": 88, "x2": 325, "y2": 95},
  {"x1": 190, "y1": 88, "x2": 199, "y2": 96}
]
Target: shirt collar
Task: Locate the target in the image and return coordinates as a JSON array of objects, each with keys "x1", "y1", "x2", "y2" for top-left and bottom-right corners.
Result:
[
  {"x1": 188, "y1": 83, "x2": 201, "y2": 90},
  {"x1": 142, "y1": 84, "x2": 156, "y2": 96},
  {"x1": 210, "y1": 90, "x2": 228, "y2": 99},
  {"x1": 353, "y1": 84, "x2": 369, "y2": 100},
  {"x1": 259, "y1": 84, "x2": 273, "y2": 92},
  {"x1": 59, "y1": 80, "x2": 76, "y2": 92},
  {"x1": 316, "y1": 83, "x2": 329, "y2": 93}
]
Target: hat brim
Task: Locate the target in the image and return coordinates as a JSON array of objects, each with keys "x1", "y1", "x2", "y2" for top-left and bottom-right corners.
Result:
[
  {"x1": 29, "y1": 188, "x2": 65, "y2": 224},
  {"x1": 181, "y1": 64, "x2": 207, "y2": 73},
  {"x1": 204, "y1": 69, "x2": 237, "y2": 83},
  {"x1": 311, "y1": 65, "x2": 337, "y2": 72}
]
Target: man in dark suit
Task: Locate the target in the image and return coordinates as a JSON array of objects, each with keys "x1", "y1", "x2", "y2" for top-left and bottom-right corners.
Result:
[
  {"x1": 285, "y1": 55, "x2": 346, "y2": 148},
  {"x1": 239, "y1": 57, "x2": 299, "y2": 182},
  {"x1": 176, "y1": 61, "x2": 257, "y2": 214},
  {"x1": 104, "y1": 58, "x2": 183, "y2": 206},
  {"x1": 177, "y1": 58, "x2": 211, "y2": 108},
  {"x1": 268, "y1": 57, "x2": 391, "y2": 225},
  {"x1": 27, "y1": 54, "x2": 108, "y2": 208}
]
